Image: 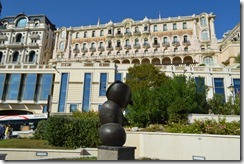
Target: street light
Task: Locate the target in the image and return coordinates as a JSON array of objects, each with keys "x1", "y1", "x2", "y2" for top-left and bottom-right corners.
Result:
[{"x1": 228, "y1": 84, "x2": 235, "y2": 104}]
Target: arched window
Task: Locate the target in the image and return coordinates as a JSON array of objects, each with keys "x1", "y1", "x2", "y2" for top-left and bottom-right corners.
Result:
[
  {"x1": 108, "y1": 40, "x2": 112, "y2": 48},
  {"x1": 183, "y1": 35, "x2": 188, "y2": 42},
  {"x1": 12, "y1": 51, "x2": 19, "y2": 62},
  {"x1": 91, "y1": 42, "x2": 95, "y2": 48},
  {"x1": 117, "y1": 40, "x2": 121, "y2": 47},
  {"x1": 16, "y1": 18, "x2": 27, "y2": 28},
  {"x1": 201, "y1": 30, "x2": 208, "y2": 40},
  {"x1": 173, "y1": 36, "x2": 178, "y2": 42},
  {"x1": 203, "y1": 56, "x2": 213, "y2": 65},
  {"x1": 163, "y1": 37, "x2": 168, "y2": 44},
  {"x1": 135, "y1": 38, "x2": 139, "y2": 45},
  {"x1": 60, "y1": 31, "x2": 66, "y2": 38},
  {"x1": 75, "y1": 44, "x2": 79, "y2": 50},
  {"x1": 144, "y1": 38, "x2": 148, "y2": 44},
  {"x1": 82, "y1": 43, "x2": 87, "y2": 49},
  {"x1": 144, "y1": 25, "x2": 148, "y2": 31},
  {"x1": 99, "y1": 42, "x2": 103, "y2": 48},
  {"x1": 16, "y1": 33, "x2": 22, "y2": 42},
  {"x1": 125, "y1": 39, "x2": 130, "y2": 46},
  {"x1": 153, "y1": 38, "x2": 158, "y2": 44},
  {"x1": 29, "y1": 51, "x2": 36, "y2": 63},
  {"x1": 59, "y1": 42, "x2": 65, "y2": 50},
  {"x1": 200, "y1": 17, "x2": 207, "y2": 26}
]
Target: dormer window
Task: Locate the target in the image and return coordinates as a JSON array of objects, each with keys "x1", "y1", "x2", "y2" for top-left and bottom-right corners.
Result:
[{"x1": 16, "y1": 17, "x2": 27, "y2": 28}]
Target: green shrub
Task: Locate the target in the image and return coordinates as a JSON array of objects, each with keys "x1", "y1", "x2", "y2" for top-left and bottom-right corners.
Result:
[
  {"x1": 38, "y1": 115, "x2": 101, "y2": 149},
  {"x1": 33, "y1": 120, "x2": 48, "y2": 140},
  {"x1": 164, "y1": 118, "x2": 240, "y2": 135}
]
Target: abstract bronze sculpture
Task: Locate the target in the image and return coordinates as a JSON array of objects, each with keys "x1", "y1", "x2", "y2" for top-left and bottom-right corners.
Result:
[{"x1": 98, "y1": 80, "x2": 133, "y2": 146}]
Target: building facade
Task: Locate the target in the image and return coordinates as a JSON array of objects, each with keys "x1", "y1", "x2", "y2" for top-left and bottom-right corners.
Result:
[
  {"x1": 0, "y1": 12, "x2": 240, "y2": 115},
  {"x1": 0, "y1": 14, "x2": 56, "y2": 115}
]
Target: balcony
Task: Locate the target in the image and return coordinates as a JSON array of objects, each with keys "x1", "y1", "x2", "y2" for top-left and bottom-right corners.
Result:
[
  {"x1": 81, "y1": 48, "x2": 88, "y2": 53},
  {"x1": 133, "y1": 44, "x2": 141, "y2": 49},
  {"x1": 162, "y1": 42, "x2": 170, "y2": 47},
  {"x1": 98, "y1": 47, "x2": 105, "y2": 52},
  {"x1": 106, "y1": 46, "x2": 113, "y2": 51},
  {"x1": 73, "y1": 49, "x2": 80, "y2": 53},
  {"x1": 124, "y1": 45, "x2": 131, "y2": 50},
  {"x1": 28, "y1": 43, "x2": 39, "y2": 48},
  {"x1": 106, "y1": 33, "x2": 113, "y2": 38},
  {"x1": 29, "y1": 34, "x2": 40, "y2": 39},
  {"x1": 182, "y1": 41, "x2": 191, "y2": 46},
  {"x1": 142, "y1": 43, "x2": 150, "y2": 49},
  {"x1": 7, "y1": 42, "x2": 24, "y2": 48},
  {"x1": 0, "y1": 35, "x2": 8, "y2": 40},
  {"x1": 115, "y1": 32, "x2": 123, "y2": 37},
  {"x1": 142, "y1": 30, "x2": 150, "y2": 35},
  {"x1": 152, "y1": 43, "x2": 160, "y2": 48},
  {"x1": 133, "y1": 31, "x2": 141, "y2": 36},
  {"x1": 172, "y1": 41, "x2": 180, "y2": 47},
  {"x1": 89, "y1": 47, "x2": 96, "y2": 52},
  {"x1": 124, "y1": 32, "x2": 131, "y2": 37},
  {"x1": 115, "y1": 45, "x2": 122, "y2": 51}
]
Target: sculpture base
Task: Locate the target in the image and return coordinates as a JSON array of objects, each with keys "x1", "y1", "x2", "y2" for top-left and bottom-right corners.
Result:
[{"x1": 97, "y1": 146, "x2": 136, "y2": 160}]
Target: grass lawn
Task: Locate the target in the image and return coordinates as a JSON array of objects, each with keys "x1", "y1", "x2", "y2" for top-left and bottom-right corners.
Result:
[{"x1": 0, "y1": 138, "x2": 68, "y2": 149}]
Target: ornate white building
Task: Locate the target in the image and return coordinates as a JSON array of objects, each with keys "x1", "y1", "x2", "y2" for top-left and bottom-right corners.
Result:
[
  {"x1": 0, "y1": 11, "x2": 240, "y2": 116},
  {"x1": 51, "y1": 12, "x2": 219, "y2": 66}
]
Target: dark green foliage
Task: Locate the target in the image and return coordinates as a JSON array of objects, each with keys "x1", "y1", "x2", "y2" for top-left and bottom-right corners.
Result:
[
  {"x1": 35, "y1": 113, "x2": 101, "y2": 149},
  {"x1": 125, "y1": 64, "x2": 208, "y2": 127},
  {"x1": 207, "y1": 94, "x2": 240, "y2": 115},
  {"x1": 164, "y1": 118, "x2": 240, "y2": 135},
  {"x1": 33, "y1": 120, "x2": 48, "y2": 140}
]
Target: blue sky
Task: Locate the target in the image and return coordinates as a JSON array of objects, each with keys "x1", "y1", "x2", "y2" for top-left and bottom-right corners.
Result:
[{"x1": 0, "y1": 0, "x2": 240, "y2": 39}]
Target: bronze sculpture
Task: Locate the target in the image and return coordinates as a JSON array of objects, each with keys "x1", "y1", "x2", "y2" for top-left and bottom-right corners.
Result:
[{"x1": 98, "y1": 80, "x2": 133, "y2": 146}]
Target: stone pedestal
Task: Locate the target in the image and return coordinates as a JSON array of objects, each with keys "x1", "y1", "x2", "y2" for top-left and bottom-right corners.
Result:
[{"x1": 97, "y1": 146, "x2": 136, "y2": 160}]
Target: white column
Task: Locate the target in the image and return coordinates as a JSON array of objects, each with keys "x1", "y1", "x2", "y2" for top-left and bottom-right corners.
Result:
[
  {"x1": 210, "y1": 18, "x2": 216, "y2": 38},
  {"x1": 193, "y1": 20, "x2": 197, "y2": 38}
]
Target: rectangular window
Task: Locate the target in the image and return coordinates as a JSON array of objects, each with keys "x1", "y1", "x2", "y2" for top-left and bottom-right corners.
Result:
[
  {"x1": 22, "y1": 74, "x2": 37, "y2": 100},
  {"x1": 82, "y1": 73, "x2": 91, "y2": 112},
  {"x1": 99, "y1": 73, "x2": 107, "y2": 96},
  {"x1": 233, "y1": 79, "x2": 240, "y2": 94},
  {"x1": 173, "y1": 23, "x2": 177, "y2": 30},
  {"x1": 163, "y1": 24, "x2": 167, "y2": 31},
  {"x1": 39, "y1": 74, "x2": 53, "y2": 100},
  {"x1": 183, "y1": 22, "x2": 187, "y2": 29},
  {"x1": 58, "y1": 73, "x2": 68, "y2": 112},
  {"x1": 195, "y1": 77, "x2": 205, "y2": 93},
  {"x1": 0, "y1": 74, "x2": 5, "y2": 100},
  {"x1": 6, "y1": 74, "x2": 21, "y2": 100},
  {"x1": 70, "y1": 104, "x2": 78, "y2": 112},
  {"x1": 115, "y1": 73, "x2": 122, "y2": 81},
  {"x1": 214, "y1": 78, "x2": 225, "y2": 102}
]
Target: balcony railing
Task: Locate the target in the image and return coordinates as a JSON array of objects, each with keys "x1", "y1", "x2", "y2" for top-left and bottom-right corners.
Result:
[
  {"x1": 133, "y1": 31, "x2": 141, "y2": 36},
  {"x1": 133, "y1": 44, "x2": 141, "y2": 49},
  {"x1": 124, "y1": 32, "x2": 131, "y2": 36},
  {"x1": 29, "y1": 34, "x2": 40, "y2": 39},
  {"x1": 0, "y1": 35, "x2": 8, "y2": 40},
  {"x1": 98, "y1": 47, "x2": 105, "y2": 51},
  {"x1": 89, "y1": 47, "x2": 96, "y2": 52},
  {"x1": 172, "y1": 41, "x2": 180, "y2": 47},
  {"x1": 73, "y1": 49, "x2": 80, "y2": 53},
  {"x1": 124, "y1": 45, "x2": 131, "y2": 50},
  {"x1": 81, "y1": 48, "x2": 88, "y2": 53},
  {"x1": 152, "y1": 43, "x2": 160, "y2": 48},
  {"x1": 143, "y1": 43, "x2": 150, "y2": 49},
  {"x1": 106, "y1": 46, "x2": 113, "y2": 51},
  {"x1": 115, "y1": 46, "x2": 122, "y2": 51},
  {"x1": 182, "y1": 41, "x2": 191, "y2": 46},
  {"x1": 162, "y1": 42, "x2": 170, "y2": 47},
  {"x1": 115, "y1": 33, "x2": 123, "y2": 37}
]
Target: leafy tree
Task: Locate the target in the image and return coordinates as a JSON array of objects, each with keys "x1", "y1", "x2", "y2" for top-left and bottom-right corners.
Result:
[
  {"x1": 125, "y1": 64, "x2": 208, "y2": 127},
  {"x1": 125, "y1": 64, "x2": 168, "y2": 92}
]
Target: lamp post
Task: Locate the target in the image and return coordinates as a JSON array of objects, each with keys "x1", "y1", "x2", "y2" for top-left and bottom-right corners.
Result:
[{"x1": 228, "y1": 84, "x2": 235, "y2": 104}]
